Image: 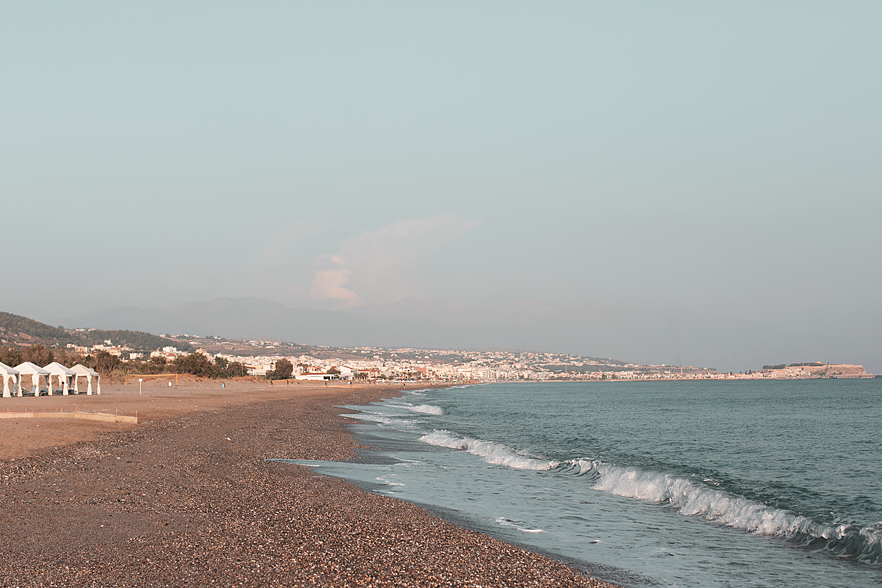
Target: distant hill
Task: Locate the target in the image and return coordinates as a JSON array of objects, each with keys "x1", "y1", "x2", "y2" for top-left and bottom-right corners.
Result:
[
  {"x1": 0, "y1": 311, "x2": 192, "y2": 353},
  {"x1": 54, "y1": 297, "x2": 401, "y2": 348},
  {"x1": 43, "y1": 297, "x2": 882, "y2": 373},
  {"x1": 0, "y1": 312, "x2": 72, "y2": 345},
  {"x1": 53, "y1": 296, "x2": 776, "y2": 371}
]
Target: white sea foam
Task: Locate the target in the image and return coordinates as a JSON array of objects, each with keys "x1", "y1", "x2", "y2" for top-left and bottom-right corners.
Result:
[
  {"x1": 552, "y1": 457, "x2": 881, "y2": 563},
  {"x1": 420, "y1": 430, "x2": 557, "y2": 470},
  {"x1": 386, "y1": 402, "x2": 444, "y2": 415},
  {"x1": 572, "y1": 459, "x2": 856, "y2": 545},
  {"x1": 496, "y1": 517, "x2": 546, "y2": 533},
  {"x1": 344, "y1": 412, "x2": 410, "y2": 426},
  {"x1": 409, "y1": 435, "x2": 875, "y2": 553},
  {"x1": 408, "y1": 404, "x2": 444, "y2": 415}
]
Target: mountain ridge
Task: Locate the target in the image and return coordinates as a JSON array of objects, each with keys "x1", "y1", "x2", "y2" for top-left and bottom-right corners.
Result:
[{"x1": 50, "y1": 296, "x2": 781, "y2": 371}]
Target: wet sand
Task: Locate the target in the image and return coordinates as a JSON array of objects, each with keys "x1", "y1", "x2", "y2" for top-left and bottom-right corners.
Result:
[{"x1": 0, "y1": 380, "x2": 618, "y2": 586}]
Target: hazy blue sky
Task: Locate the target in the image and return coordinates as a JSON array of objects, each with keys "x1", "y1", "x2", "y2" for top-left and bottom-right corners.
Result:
[{"x1": 3, "y1": 3, "x2": 880, "y2": 368}]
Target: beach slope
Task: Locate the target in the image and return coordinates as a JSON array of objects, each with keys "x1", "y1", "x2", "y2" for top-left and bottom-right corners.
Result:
[{"x1": 0, "y1": 383, "x2": 616, "y2": 587}]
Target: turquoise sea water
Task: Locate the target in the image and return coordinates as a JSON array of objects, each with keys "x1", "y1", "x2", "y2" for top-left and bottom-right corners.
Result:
[{"x1": 283, "y1": 380, "x2": 882, "y2": 587}]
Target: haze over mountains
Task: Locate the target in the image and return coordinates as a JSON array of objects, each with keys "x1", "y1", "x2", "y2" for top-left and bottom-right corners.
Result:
[
  {"x1": 51, "y1": 297, "x2": 878, "y2": 374},
  {"x1": 8, "y1": 4, "x2": 881, "y2": 381}
]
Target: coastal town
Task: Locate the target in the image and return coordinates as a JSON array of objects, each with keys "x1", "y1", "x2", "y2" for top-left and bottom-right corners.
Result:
[
  {"x1": 1, "y1": 311, "x2": 871, "y2": 387},
  {"x1": 72, "y1": 333, "x2": 874, "y2": 383}
]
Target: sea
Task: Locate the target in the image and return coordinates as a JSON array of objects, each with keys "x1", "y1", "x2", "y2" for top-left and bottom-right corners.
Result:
[{"x1": 281, "y1": 380, "x2": 882, "y2": 587}]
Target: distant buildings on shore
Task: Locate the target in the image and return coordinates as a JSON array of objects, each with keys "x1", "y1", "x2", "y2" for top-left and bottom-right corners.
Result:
[{"x1": 66, "y1": 338, "x2": 873, "y2": 383}]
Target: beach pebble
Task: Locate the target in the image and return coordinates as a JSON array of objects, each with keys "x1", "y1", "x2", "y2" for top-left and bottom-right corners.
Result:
[{"x1": 0, "y1": 390, "x2": 616, "y2": 587}]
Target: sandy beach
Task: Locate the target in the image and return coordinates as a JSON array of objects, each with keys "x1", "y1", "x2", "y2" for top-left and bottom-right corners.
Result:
[{"x1": 0, "y1": 379, "x2": 617, "y2": 587}]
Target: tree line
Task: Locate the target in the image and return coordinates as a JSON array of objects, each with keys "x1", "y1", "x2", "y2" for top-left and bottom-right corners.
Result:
[
  {"x1": 0, "y1": 344, "x2": 248, "y2": 380},
  {"x1": 1, "y1": 344, "x2": 81, "y2": 368},
  {"x1": 98, "y1": 351, "x2": 248, "y2": 379}
]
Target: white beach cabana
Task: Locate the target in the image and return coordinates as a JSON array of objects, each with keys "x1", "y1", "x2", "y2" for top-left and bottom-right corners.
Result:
[
  {"x1": 15, "y1": 362, "x2": 51, "y2": 396},
  {"x1": 43, "y1": 362, "x2": 76, "y2": 395},
  {"x1": 0, "y1": 362, "x2": 21, "y2": 398},
  {"x1": 70, "y1": 364, "x2": 101, "y2": 395}
]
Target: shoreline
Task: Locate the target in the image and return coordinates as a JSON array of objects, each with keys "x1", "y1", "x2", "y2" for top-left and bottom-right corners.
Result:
[{"x1": 0, "y1": 379, "x2": 619, "y2": 587}]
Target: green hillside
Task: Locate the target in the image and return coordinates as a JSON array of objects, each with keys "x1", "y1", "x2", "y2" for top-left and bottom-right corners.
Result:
[
  {"x1": 0, "y1": 311, "x2": 193, "y2": 352},
  {"x1": 0, "y1": 311, "x2": 72, "y2": 343},
  {"x1": 76, "y1": 329, "x2": 194, "y2": 352}
]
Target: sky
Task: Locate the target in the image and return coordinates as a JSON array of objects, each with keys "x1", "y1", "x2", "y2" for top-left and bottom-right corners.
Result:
[{"x1": 3, "y1": 2, "x2": 881, "y2": 370}]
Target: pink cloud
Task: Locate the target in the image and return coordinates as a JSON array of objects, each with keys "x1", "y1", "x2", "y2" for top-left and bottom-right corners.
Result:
[
  {"x1": 309, "y1": 215, "x2": 480, "y2": 306},
  {"x1": 308, "y1": 254, "x2": 363, "y2": 308}
]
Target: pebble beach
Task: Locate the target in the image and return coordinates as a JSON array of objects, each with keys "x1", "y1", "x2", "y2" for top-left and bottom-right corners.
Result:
[{"x1": 0, "y1": 381, "x2": 618, "y2": 587}]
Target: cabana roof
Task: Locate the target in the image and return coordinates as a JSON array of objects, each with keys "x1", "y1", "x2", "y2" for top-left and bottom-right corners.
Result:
[
  {"x1": 70, "y1": 364, "x2": 99, "y2": 377},
  {"x1": 0, "y1": 362, "x2": 20, "y2": 376},
  {"x1": 44, "y1": 362, "x2": 75, "y2": 376},
  {"x1": 15, "y1": 362, "x2": 50, "y2": 375}
]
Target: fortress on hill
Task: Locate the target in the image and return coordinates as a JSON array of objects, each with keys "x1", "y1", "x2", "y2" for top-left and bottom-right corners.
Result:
[{"x1": 759, "y1": 363, "x2": 868, "y2": 379}]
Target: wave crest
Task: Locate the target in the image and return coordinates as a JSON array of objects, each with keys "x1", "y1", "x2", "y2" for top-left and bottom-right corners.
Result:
[
  {"x1": 408, "y1": 404, "x2": 444, "y2": 415},
  {"x1": 414, "y1": 430, "x2": 881, "y2": 564},
  {"x1": 419, "y1": 430, "x2": 557, "y2": 471},
  {"x1": 569, "y1": 459, "x2": 882, "y2": 565}
]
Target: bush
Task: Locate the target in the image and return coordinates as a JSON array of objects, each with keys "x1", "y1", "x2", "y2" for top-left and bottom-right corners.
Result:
[
  {"x1": 266, "y1": 358, "x2": 293, "y2": 380},
  {"x1": 173, "y1": 353, "x2": 219, "y2": 378},
  {"x1": 226, "y1": 361, "x2": 248, "y2": 378},
  {"x1": 85, "y1": 350, "x2": 122, "y2": 374}
]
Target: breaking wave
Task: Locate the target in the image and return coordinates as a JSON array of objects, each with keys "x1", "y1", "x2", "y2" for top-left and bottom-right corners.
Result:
[
  {"x1": 560, "y1": 459, "x2": 882, "y2": 565},
  {"x1": 387, "y1": 403, "x2": 444, "y2": 415},
  {"x1": 408, "y1": 404, "x2": 444, "y2": 415},
  {"x1": 419, "y1": 430, "x2": 557, "y2": 471},
  {"x1": 418, "y1": 428, "x2": 882, "y2": 565}
]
